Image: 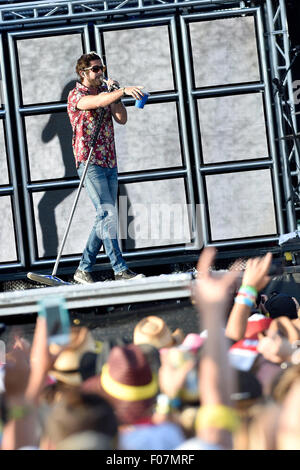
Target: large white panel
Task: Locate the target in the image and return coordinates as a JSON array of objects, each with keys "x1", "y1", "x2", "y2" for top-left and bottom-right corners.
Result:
[
  {"x1": 115, "y1": 102, "x2": 182, "y2": 173},
  {"x1": 198, "y1": 93, "x2": 268, "y2": 163},
  {"x1": 25, "y1": 104, "x2": 77, "y2": 182},
  {"x1": 190, "y1": 16, "x2": 260, "y2": 87},
  {"x1": 0, "y1": 196, "x2": 17, "y2": 261},
  {"x1": 0, "y1": 121, "x2": 9, "y2": 185},
  {"x1": 103, "y1": 25, "x2": 174, "y2": 93},
  {"x1": 17, "y1": 34, "x2": 82, "y2": 105},
  {"x1": 33, "y1": 188, "x2": 99, "y2": 258},
  {"x1": 206, "y1": 170, "x2": 277, "y2": 240},
  {"x1": 120, "y1": 179, "x2": 191, "y2": 249}
]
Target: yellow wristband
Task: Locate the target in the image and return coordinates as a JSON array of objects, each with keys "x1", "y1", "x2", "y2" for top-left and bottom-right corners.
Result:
[
  {"x1": 122, "y1": 87, "x2": 126, "y2": 96},
  {"x1": 195, "y1": 404, "x2": 240, "y2": 433}
]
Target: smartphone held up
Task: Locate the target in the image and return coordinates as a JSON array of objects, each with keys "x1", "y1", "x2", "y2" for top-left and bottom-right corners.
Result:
[{"x1": 38, "y1": 296, "x2": 70, "y2": 346}]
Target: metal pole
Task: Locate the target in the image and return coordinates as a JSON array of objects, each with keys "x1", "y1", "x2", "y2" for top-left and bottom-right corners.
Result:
[
  {"x1": 280, "y1": 0, "x2": 300, "y2": 183},
  {"x1": 265, "y1": 0, "x2": 296, "y2": 231},
  {"x1": 256, "y1": 6, "x2": 284, "y2": 235},
  {"x1": 52, "y1": 108, "x2": 105, "y2": 276},
  {"x1": 180, "y1": 15, "x2": 209, "y2": 247}
]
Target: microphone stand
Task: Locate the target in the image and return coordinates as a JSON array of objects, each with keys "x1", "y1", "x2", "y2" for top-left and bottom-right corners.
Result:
[
  {"x1": 52, "y1": 80, "x2": 121, "y2": 276},
  {"x1": 27, "y1": 81, "x2": 118, "y2": 286}
]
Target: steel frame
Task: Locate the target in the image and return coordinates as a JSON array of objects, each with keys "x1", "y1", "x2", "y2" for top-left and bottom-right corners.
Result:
[
  {"x1": 0, "y1": 0, "x2": 250, "y2": 26},
  {"x1": 7, "y1": 18, "x2": 201, "y2": 270},
  {"x1": 0, "y1": 0, "x2": 296, "y2": 275},
  {"x1": 94, "y1": 16, "x2": 201, "y2": 255},
  {"x1": 265, "y1": 0, "x2": 300, "y2": 232},
  {"x1": 0, "y1": 35, "x2": 25, "y2": 269},
  {"x1": 180, "y1": 5, "x2": 284, "y2": 248},
  {"x1": 8, "y1": 24, "x2": 91, "y2": 268}
]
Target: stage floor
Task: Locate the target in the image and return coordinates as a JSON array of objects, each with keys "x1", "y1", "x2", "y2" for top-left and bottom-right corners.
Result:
[{"x1": 0, "y1": 273, "x2": 193, "y2": 317}]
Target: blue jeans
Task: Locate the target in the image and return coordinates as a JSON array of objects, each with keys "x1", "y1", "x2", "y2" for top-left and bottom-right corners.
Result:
[{"x1": 77, "y1": 163, "x2": 128, "y2": 273}]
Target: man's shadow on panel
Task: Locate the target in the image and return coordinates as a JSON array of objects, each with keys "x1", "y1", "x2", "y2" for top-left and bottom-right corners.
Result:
[
  {"x1": 38, "y1": 80, "x2": 136, "y2": 258},
  {"x1": 38, "y1": 80, "x2": 77, "y2": 257}
]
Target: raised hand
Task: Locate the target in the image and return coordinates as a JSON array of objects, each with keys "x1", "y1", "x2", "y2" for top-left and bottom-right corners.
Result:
[
  {"x1": 158, "y1": 348, "x2": 195, "y2": 399},
  {"x1": 193, "y1": 247, "x2": 239, "y2": 311},
  {"x1": 257, "y1": 330, "x2": 293, "y2": 363},
  {"x1": 241, "y1": 253, "x2": 272, "y2": 293}
]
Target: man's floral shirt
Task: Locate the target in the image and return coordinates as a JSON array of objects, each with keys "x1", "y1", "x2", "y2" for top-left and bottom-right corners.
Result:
[{"x1": 67, "y1": 82, "x2": 117, "y2": 168}]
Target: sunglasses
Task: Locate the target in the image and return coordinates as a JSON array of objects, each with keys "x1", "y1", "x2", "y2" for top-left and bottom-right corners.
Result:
[{"x1": 83, "y1": 65, "x2": 106, "y2": 73}]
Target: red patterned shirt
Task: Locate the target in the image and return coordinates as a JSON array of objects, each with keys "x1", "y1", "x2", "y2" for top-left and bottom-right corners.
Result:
[{"x1": 67, "y1": 82, "x2": 117, "y2": 168}]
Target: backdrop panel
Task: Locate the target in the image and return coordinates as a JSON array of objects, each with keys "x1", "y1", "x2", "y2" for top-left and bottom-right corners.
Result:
[
  {"x1": 0, "y1": 196, "x2": 17, "y2": 262},
  {"x1": 119, "y1": 178, "x2": 191, "y2": 250},
  {"x1": 32, "y1": 188, "x2": 98, "y2": 258},
  {"x1": 25, "y1": 109, "x2": 77, "y2": 182},
  {"x1": 103, "y1": 25, "x2": 174, "y2": 93},
  {"x1": 205, "y1": 169, "x2": 277, "y2": 240},
  {"x1": 190, "y1": 16, "x2": 260, "y2": 88},
  {"x1": 115, "y1": 102, "x2": 182, "y2": 173},
  {"x1": 0, "y1": 120, "x2": 9, "y2": 185},
  {"x1": 198, "y1": 93, "x2": 269, "y2": 164},
  {"x1": 17, "y1": 34, "x2": 82, "y2": 105}
]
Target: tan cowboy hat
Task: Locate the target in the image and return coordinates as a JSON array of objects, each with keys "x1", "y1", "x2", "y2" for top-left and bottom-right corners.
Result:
[
  {"x1": 133, "y1": 316, "x2": 184, "y2": 349},
  {"x1": 49, "y1": 327, "x2": 101, "y2": 386}
]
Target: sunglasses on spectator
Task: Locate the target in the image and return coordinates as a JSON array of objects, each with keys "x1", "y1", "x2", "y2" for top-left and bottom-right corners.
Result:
[{"x1": 83, "y1": 65, "x2": 106, "y2": 73}]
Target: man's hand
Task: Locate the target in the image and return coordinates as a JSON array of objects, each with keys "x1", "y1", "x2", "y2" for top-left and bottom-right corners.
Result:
[{"x1": 123, "y1": 86, "x2": 144, "y2": 100}]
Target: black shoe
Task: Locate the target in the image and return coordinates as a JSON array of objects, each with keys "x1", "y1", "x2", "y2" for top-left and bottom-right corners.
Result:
[
  {"x1": 74, "y1": 269, "x2": 94, "y2": 284},
  {"x1": 114, "y1": 269, "x2": 145, "y2": 281}
]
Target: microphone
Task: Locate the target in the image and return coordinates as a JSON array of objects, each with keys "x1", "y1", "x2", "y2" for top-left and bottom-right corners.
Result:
[{"x1": 103, "y1": 76, "x2": 120, "y2": 91}]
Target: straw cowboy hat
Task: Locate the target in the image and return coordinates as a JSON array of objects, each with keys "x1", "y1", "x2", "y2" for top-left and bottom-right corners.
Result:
[
  {"x1": 49, "y1": 327, "x2": 101, "y2": 386},
  {"x1": 82, "y1": 344, "x2": 159, "y2": 425},
  {"x1": 133, "y1": 316, "x2": 184, "y2": 349}
]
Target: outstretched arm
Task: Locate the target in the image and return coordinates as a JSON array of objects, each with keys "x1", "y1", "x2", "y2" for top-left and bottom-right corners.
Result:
[
  {"x1": 225, "y1": 253, "x2": 272, "y2": 342},
  {"x1": 77, "y1": 85, "x2": 144, "y2": 110},
  {"x1": 193, "y1": 247, "x2": 239, "y2": 448}
]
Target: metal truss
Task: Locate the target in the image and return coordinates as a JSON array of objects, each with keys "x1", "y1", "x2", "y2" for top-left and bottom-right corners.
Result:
[
  {"x1": 265, "y1": 0, "x2": 300, "y2": 232},
  {"x1": 0, "y1": 0, "x2": 252, "y2": 26}
]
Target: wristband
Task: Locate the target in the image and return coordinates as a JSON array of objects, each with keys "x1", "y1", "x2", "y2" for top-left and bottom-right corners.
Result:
[
  {"x1": 237, "y1": 291, "x2": 257, "y2": 302},
  {"x1": 195, "y1": 404, "x2": 240, "y2": 433},
  {"x1": 122, "y1": 87, "x2": 126, "y2": 96},
  {"x1": 235, "y1": 295, "x2": 254, "y2": 308},
  {"x1": 240, "y1": 285, "x2": 258, "y2": 297}
]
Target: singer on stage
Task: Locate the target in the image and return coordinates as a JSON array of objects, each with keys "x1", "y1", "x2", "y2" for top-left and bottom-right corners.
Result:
[{"x1": 67, "y1": 51, "x2": 145, "y2": 284}]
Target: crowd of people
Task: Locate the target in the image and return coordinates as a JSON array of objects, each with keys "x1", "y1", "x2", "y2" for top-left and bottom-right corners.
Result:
[{"x1": 1, "y1": 247, "x2": 300, "y2": 450}]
